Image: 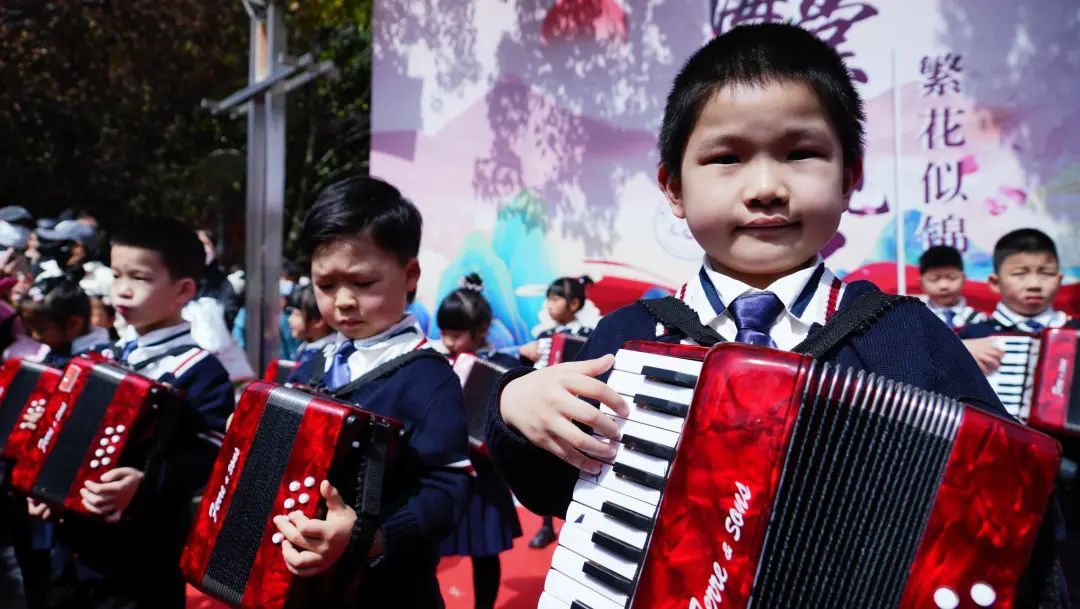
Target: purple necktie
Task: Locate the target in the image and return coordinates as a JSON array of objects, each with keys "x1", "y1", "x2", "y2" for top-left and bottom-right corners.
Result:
[
  {"x1": 729, "y1": 292, "x2": 784, "y2": 348},
  {"x1": 325, "y1": 341, "x2": 357, "y2": 390}
]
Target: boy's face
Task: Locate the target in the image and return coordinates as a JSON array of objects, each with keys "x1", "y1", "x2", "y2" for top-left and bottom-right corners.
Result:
[
  {"x1": 441, "y1": 329, "x2": 485, "y2": 357},
  {"x1": 920, "y1": 266, "x2": 965, "y2": 307},
  {"x1": 110, "y1": 245, "x2": 195, "y2": 334},
  {"x1": 659, "y1": 81, "x2": 860, "y2": 285},
  {"x1": 990, "y1": 252, "x2": 1062, "y2": 317},
  {"x1": 25, "y1": 316, "x2": 80, "y2": 350},
  {"x1": 310, "y1": 233, "x2": 420, "y2": 340},
  {"x1": 287, "y1": 308, "x2": 328, "y2": 342}
]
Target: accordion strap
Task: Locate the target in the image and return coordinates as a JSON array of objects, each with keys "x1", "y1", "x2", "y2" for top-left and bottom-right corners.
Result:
[
  {"x1": 325, "y1": 349, "x2": 448, "y2": 398},
  {"x1": 639, "y1": 297, "x2": 725, "y2": 346},
  {"x1": 792, "y1": 291, "x2": 922, "y2": 358}
]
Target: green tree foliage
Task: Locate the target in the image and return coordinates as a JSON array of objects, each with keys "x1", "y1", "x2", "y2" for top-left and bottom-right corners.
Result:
[{"x1": 0, "y1": 0, "x2": 372, "y2": 264}]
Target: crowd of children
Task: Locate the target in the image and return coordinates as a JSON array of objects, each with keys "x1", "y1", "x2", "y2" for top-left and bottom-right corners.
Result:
[{"x1": 0, "y1": 20, "x2": 1076, "y2": 609}]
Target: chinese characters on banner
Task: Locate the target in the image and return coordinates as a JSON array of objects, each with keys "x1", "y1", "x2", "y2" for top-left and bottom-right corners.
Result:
[{"x1": 917, "y1": 52, "x2": 970, "y2": 252}]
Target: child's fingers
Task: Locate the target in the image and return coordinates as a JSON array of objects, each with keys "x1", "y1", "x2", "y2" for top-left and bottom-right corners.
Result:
[
  {"x1": 547, "y1": 416, "x2": 616, "y2": 468},
  {"x1": 542, "y1": 436, "x2": 607, "y2": 475},
  {"x1": 273, "y1": 515, "x2": 317, "y2": 552},
  {"x1": 80, "y1": 489, "x2": 111, "y2": 515},
  {"x1": 281, "y1": 540, "x2": 325, "y2": 576},
  {"x1": 288, "y1": 511, "x2": 329, "y2": 541},
  {"x1": 559, "y1": 354, "x2": 615, "y2": 378},
  {"x1": 562, "y1": 374, "x2": 627, "y2": 419},
  {"x1": 558, "y1": 396, "x2": 622, "y2": 442},
  {"x1": 321, "y1": 480, "x2": 347, "y2": 514}
]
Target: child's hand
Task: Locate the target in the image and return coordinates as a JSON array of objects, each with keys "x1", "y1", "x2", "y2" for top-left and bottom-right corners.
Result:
[
  {"x1": 81, "y1": 467, "x2": 144, "y2": 522},
  {"x1": 519, "y1": 341, "x2": 540, "y2": 362},
  {"x1": 21, "y1": 408, "x2": 44, "y2": 432},
  {"x1": 273, "y1": 480, "x2": 356, "y2": 577},
  {"x1": 500, "y1": 354, "x2": 628, "y2": 474},
  {"x1": 26, "y1": 498, "x2": 51, "y2": 521},
  {"x1": 963, "y1": 338, "x2": 1006, "y2": 374}
]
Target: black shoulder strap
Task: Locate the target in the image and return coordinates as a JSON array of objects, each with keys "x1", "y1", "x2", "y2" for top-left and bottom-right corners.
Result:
[
  {"x1": 305, "y1": 351, "x2": 328, "y2": 387},
  {"x1": 327, "y1": 349, "x2": 448, "y2": 398},
  {"x1": 639, "y1": 297, "x2": 724, "y2": 346},
  {"x1": 792, "y1": 291, "x2": 922, "y2": 358}
]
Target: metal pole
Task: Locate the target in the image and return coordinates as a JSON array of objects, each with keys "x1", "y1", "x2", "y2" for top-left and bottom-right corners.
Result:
[
  {"x1": 891, "y1": 48, "x2": 907, "y2": 295},
  {"x1": 244, "y1": 1, "x2": 285, "y2": 371}
]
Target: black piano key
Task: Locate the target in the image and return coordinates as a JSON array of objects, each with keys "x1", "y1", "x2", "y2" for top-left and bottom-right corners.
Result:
[
  {"x1": 592, "y1": 530, "x2": 644, "y2": 562},
  {"x1": 633, "y1": 393, "x2": 688, "y2": 418},
  {"x1": 640, "y1": 365, "x2": 698, "y2": 388},
  {"x1": 601, "y1": 501, "x2": 653, "y2": 532},
  {"x1": 621, "y1": 434, "x2": 675, "y2": 461},
  {"x1": 570, "y1": 602, "x2": 595, "y2": 609},
  {"x1": 613, "y1": 462, "x2": 666, "y2": 491},
  {"x1": 582, "y1": 560, "x2": 634, "y2": 595}
]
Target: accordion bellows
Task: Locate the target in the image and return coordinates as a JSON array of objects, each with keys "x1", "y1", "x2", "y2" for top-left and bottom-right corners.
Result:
[{"x1": 540, "y1": 341, "x2": 1060, "y2": 609}]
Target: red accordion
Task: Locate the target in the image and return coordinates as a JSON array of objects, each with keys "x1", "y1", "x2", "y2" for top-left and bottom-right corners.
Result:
[
  {"x1": 263, "y1": 359, "x2": 298, "y2": 385},
  {"x1": 540, "y1": 341, "x2": 1061, "y2": 609},
  {"x1": 537, "y1": 333, "x2": 588, "y2": 368},
  {"x1": 182, "y1": 381, "x2": 402, "y2": 609},
  {"x1": 452, "y1": 353, "x2": 508, "y2": 453},
  {"x1": 1029, "y1": 328, "x2": 1080, "y2": 437},
  {"x1": 8, "y1": 356, "x2": 177, "y2": 516},
  {"x1": 0, "y1": 359, "x2": 63, "y2": 463}
]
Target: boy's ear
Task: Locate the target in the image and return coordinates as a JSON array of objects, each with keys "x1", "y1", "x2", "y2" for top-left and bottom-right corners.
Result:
[
  {"x1": 404, "y1": 258, "x2": 421, "y2": 294},
  {"x1": 988, "y1": 273, "x2": 1001, "y2": 295},
  {"x1": 658, "y1": 163, "x2": 686, "y2": 219},
  {"x1": 840, "y1": 157, "x2": 864, "y2": 213},
  {"x1": 175, "y1": 277, "x2": 198, "y2": 304}
]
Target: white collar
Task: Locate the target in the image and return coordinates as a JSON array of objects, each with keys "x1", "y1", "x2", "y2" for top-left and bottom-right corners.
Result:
[
  {"x1": 122, "y1": 321, "x2": 192, "y2": 348},
  {"x1": 924, "y1": 297, "x2": 969, "y2": 314},
  {"x1": 333, "y1": 314, "x2": 424, "y2": 352},
  {"x1": 304, "y1": 333, "x2": 335, "y2": 351},
  {"x1": 72, "y1": 327, "x2": 111, "y2": 354},
  {"x1": 698, "y1": 255, "x2": 829, "y2": 323},
  {"x1": 993, "y1": 303, "x2": 1068, "y2": 329}
]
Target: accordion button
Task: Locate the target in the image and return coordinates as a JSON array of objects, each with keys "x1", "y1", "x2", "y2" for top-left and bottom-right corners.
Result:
[
  {"x1": 106, "y1": 446, "x2": 116, "y2": 455},
  {"x1": 970, "y1": 583, "x2": 996, "y2": 607},
  {"x1": 284, "y1": 498, "x2": 296, "y2": 510},
  {"x1": 111, "y1": 435, "x2": 121, "y2": 444},
  {"x1": 116, "y1": 425, "x2": 126, "y2": 433},
  {"x1": 298, "y1": 493, "x2": 309, "y2": 505},
  {"x1": 105, "y1": 427, "x2": 115, "y2": 435},
  {"x1": 100, "y1": 439, "x2": 109, "y2": 447},
  {"x1": 304, "y1": 477, "x2": 316, "y2": 488},
  {"x1": 95, "y1": 449, "x2": 105, "y2": 458},
  {"x1": 351, "y1": 441, "x2": 360, "y2": 449},
  {"x1": 289, "y1": 481, "x2": 301, "y2": 492},
  {"x1": 90, "y1": 460, "x2": 100, "y2": 468},
  {"x1": 101, "y1": 457, "x2": 111, "y2": 466},
  {"x1": 272, "y1": 532, "x2": 284, "y2": 544},
  {"x1": 934, "y1": 587, "x2": 959, "y2": 609}
]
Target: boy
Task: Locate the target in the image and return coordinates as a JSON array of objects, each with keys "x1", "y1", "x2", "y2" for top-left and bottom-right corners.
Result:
[
  {"x1": 18, "y1": 279, "x2": 111, "y2": 367},
  {"x1": 485, "y1": 23, "x2": 1066, "y2": 606},
  {"x1": 272, "y1": 176, "x2": 471, "y2": 608},
  {"x1": 961, "y1": 229, "x2": 1076, "y2": 371},
  {"x1": 918, "y1": 245, "x2": 986, "y2": 332},
  {"x1": 28, "y1": 215, "x2": 235, "y2": 609},
  {"x1": 285, "y1": 283, "x2": 334, "y2": 358}
]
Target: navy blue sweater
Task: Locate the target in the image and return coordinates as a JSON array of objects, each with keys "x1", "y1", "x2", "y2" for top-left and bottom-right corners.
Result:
[
  {"x1": 290, "y1": 353, "x2": 471, "y2": 609},
  {"x1": 486, "y1": 280, "x2": 1066, "y2": 608}
]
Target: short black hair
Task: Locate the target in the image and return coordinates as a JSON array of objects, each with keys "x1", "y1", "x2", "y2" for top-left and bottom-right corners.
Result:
[
  {"x1": 437, "y1": 273, "x2": 492, "y2": 333},
  {"x1": 286, "y1": 284, "x2": 321, "y2": 322},
  {"x1": 919, "y1": 245, "x2": 964, "y2": 274},
  {"x1": 993, "y1": 228, "x2": 1059, "y2": 272},
  {"x1": 299, "y1": 176, "x2": 422, "y2": 264},
  {"x1": 659, "y1": 22, "x2": 865, "y2": 178},
  {"x1": 20, "y1": 280, "x2": 90, "y2": 328},
  {"x1": 110, "y1": 215, "x2": 205, "y2": 282},
  {"x1": 547, "y1": 276, "x2": 593, "y2": 308}
]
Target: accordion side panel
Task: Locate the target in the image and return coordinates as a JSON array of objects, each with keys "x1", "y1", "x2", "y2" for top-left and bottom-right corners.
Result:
[
  {"x1": 182, "y1": 381, "x2": 274, "y2": 589},
  {"x1": 0, "y1": 361, "x2": 62, "y2": 460},
  {"x1": 240, "y1": 390, "x2": 358, "y2": 609},
  {"x1": 898, "y1": 408, "x2": 1061, "y2": 609},
  {"x1": 58, "y1": 369, "x2": 160, "y2": 515},
  {"x1": 632, "y1": 345, "x2": 808, "y2": 609},
  {"x1": 1030, "y1": 328, "x2": 1079, "y2": 437},
  {"x1": 10, "y1": 359, "x2": 95, "y2": 494}
]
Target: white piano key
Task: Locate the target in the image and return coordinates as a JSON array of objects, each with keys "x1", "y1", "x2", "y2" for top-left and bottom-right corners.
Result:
[
  {"x1": 557, "y1": 524, "x2": 639, "y2": 580},
  {"x1": 607, "y1": 370, "x2": 695, "y2": 408},
  {"x1": 543, "y1": 570, "x2": 625, "y2": 609},
  {"x1": 601, "y1": 416, "x2": 680, "y2": 449},
  {"x1": 565, "y1": 500, "x2": 648, "y2": 550},
  {"x1": 579, "y1": 461, "x2": 662, "y2": 506},
  {"x1": 601, "y1": 393, "x2": 686, "y2": 434},
  {"x1": 614, "y1": 348, "x2": 704, "y2": 379},
  {"x1": 550, "y1": 546, "x2": 631, "y2": 606},
  {"x1": 612, "y1": 444, "x2": 669, "y2": 477},
  {"x1": 572, "y1": 478, "x2": 656, "y2": 522}
]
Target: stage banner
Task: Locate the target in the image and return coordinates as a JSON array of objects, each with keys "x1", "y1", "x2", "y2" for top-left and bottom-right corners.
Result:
[{"x1": 372, "y1": 0, "x2": 1080, "y2": 344}]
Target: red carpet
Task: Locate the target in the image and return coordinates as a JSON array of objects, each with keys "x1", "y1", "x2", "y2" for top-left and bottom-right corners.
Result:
[{"x1": 186, "y1": 508, "x2": 558, "y2": 609}]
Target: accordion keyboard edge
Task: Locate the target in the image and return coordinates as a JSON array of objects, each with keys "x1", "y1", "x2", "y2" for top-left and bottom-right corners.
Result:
[
  {"x1": 0, "y1": 359, "x2": 63, "y2": 462},
  {"x1": 984, "y1": 333, "x2": 1040, "y2": 422},
  {"x1": 9, "y1": 357, "x2": 174, "y2": 517},
  {"x1": 181, "y1": 380, "x2": 403, "y2": 609},
  {"x1": 1029, "y1": 328, "x2": 1080, "y2": 437},
  {"x1": 452, "y1": 354, "x2": 508, "y2": 453},
  {"x1": 540, "y1": 341, "x2": 1061, "y2": 609}
]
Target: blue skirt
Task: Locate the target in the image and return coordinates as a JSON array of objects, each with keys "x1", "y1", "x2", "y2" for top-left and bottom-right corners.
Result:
[{"x1": 440, "y1": 457, "x2": 522, "y2": 557}]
